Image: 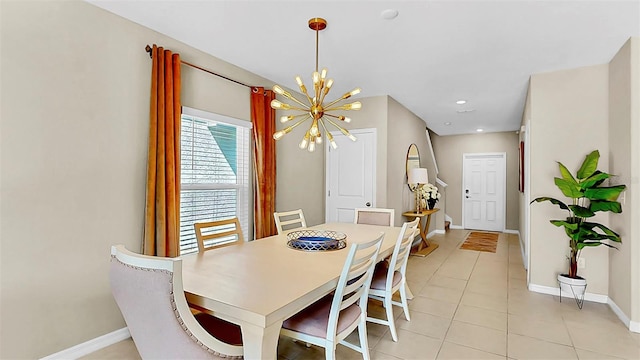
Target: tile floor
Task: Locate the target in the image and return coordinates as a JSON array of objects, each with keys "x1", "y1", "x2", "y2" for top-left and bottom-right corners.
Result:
[{"x1": 83, "y1": 230, "x2": 640, "y2": 359}]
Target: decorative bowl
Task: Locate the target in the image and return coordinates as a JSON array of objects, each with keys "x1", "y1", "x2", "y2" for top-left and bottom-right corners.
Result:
[{"x1": 286, "y1": 229, "x2": 347, "y2": 252}]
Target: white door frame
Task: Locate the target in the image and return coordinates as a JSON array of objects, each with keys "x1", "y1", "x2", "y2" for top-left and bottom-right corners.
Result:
[
  {"x1": 325, "y1": 128, "x2": 377, "y2": 222},
  {"x1": 461, "y1": 152, "x2": 506, "y2": 232}
]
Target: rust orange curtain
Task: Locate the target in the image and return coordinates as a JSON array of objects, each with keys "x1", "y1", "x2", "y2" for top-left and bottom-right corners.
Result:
[
  {"x1": 251, "y1": 87, "x2": 277, "y2": 239},
  {"x1": 143, "y1": 45, "x2": 181, "y2": 257}
]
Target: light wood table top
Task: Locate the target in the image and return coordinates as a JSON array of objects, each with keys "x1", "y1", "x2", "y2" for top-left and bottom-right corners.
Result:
[{"x1": 180, "y1": 222, "x2": 401, "y2": 359}]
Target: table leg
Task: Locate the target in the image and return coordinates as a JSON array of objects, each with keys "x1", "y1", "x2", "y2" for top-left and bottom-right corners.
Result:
[
  {"x1": 240, "y1": 321, "x2": 282, "y2": 360},
  {"x1": 411, "y1": 214, "x2": 439, "y2": 257}
]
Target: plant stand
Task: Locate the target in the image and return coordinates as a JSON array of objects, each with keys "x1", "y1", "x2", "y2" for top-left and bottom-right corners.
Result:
[{"x1": 557, "y1": 274, "x2": 587, "y2": 309}]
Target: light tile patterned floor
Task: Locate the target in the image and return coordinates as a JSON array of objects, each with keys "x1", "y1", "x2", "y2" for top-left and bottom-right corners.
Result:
[{"x1": 83, "y1": 230, "x2": 640, "y2": 360}]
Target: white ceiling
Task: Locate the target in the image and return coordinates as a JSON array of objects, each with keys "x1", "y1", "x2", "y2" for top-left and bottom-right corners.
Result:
[{"x1": 88, "y1": 1, "x2": 639, "y2": 136}]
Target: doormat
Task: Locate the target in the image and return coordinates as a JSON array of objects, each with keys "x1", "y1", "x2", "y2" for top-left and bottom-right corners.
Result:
[{"x1": 460, "y1": 231, "x2": 499, "y2": 253}]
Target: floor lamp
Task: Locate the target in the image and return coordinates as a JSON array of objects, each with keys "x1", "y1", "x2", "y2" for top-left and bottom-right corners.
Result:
[{"x1": 408, "y1": 168, "x2": 429, "y2": 213}]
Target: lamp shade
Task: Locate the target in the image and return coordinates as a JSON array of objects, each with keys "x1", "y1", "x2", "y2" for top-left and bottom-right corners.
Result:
[{"x1": 408, "y1": 167, "x2": 428, "y2": 184}]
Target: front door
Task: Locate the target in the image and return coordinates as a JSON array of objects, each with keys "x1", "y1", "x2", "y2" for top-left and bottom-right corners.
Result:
[
  {"x1": 325, "y1": 129, "x2": 376, "y2": 223},
  {"x1": 462, "y1": 153, "x2": 506, "y2": 231}
]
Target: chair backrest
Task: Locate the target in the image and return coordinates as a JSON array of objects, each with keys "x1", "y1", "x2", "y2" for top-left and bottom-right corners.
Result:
[
  {"x1": 327, "y1": 233, "x2": 384, "y2": 340},
  {"x1": 386, "y1": 218, "x2": 420, "y2": 287},
  {"x1": 353, "y1": 208, "x2": 395, "y2": 226},
  {"x1": 274, "y1": 209, "x2": 307, "y2": 234},
  {"x1": 109, "y1": 245, "x2": 243, "y2": 359},
  {"x1": 194, "y1": 217, "x2": 244, "y2": 253}
]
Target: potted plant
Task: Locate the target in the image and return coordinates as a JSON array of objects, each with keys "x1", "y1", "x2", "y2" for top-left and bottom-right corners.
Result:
[
  {"x1": 419, "y1": 183, "x2": 441, "y2": 210},
  {"x1": 531, "y1": 150, "x2": 626, "y2": 297}
]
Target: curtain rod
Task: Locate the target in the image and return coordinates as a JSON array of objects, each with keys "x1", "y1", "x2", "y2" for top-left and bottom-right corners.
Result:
[{"x1": 145, "y1": 45, "x2": 252, "y2": 89}]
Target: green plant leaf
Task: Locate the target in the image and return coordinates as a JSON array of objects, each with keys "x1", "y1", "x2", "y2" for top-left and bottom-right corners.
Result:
[
  {"x1": 584, "y1": 185, "x2": 626, "y2": 201},
  {"x1": 551, "y1": 220, "x2": 578, "y2": 231},
  {"x1": 576, "y1": 150, "x2": 600, "y2": 180},
  {"x1": 530, "y1": 197, "x2": 569, "y2": 210},
  {"x1": 568, "y1": 205, "x2": 594, "y2": 218},
  {"x1": 582, "y1": 222, "x2": 621, "y2": 240},
  {"x1": 554, "y1": 178, "x2": 582, "y2": 198},
  {"x1": 558, "y1": 162, "x2": 577, "y2": 183},
  {"x1": 580, "y1": 171, "x2": 610, "y2": 189},
  {"x1": 578, "y1": 241, "x2": 618, "y2": 250},
  {"x1": 590, "y1": 200, "x2": 622, "y2": 213}
]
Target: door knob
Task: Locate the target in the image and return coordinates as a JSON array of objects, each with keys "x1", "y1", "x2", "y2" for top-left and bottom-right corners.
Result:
[{"x1": 366, "y1": 202, "x2": 371, "y2": 207}]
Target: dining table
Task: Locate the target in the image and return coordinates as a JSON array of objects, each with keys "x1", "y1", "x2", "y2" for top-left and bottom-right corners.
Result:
[{"x1": 181, "y1": 222, "x2": 405, "y2": 360}]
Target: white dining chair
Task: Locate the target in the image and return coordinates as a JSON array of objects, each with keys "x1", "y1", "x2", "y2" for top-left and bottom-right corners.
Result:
[
  {"x1": 366, "y1": 218, "x2": 420, "y2": 342},
  {"x1": 353, "y1": 208, "x2": 395, "y2": 226},
  {"x1": 109, "y1": 245, "x2": 243, "y2": 359},
  {"x1": 274, "y1": 209, "x2": 307, "y2": 234},
  {"x1": 280, "y1": 233, "x2": 385, "y2": 360},
  {"x1": 194, "y1": 217, "x2": 244, "y2": 253}
]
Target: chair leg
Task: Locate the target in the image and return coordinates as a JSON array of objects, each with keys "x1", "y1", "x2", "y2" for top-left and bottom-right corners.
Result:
[
  {"x1": 385, "y1": 296, "x2": 398, "y2": 342},
  {"x1": 325, "y1": 342, "x2": 336, "y2": 360},
  {"x1": 358, "y1": 318, "x2": 371, "y2": 360},
  {"x1": 399, "y1": 284, "x2": 411, "y2": 321}
]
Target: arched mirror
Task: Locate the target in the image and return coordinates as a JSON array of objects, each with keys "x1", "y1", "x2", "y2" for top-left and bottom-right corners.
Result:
[{"x1": 406, "y1": 144, "x2": 420, "y2": 190}]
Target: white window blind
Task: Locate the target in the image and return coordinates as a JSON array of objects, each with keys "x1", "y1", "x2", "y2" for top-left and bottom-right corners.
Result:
[{"x1": 179, "y1": 107, "x2": 251, "y2": 255}]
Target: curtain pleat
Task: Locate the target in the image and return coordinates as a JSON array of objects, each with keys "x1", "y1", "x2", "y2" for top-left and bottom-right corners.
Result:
[
  {"x1": 143, "y1": 45, "x2": 182, "y2": 257},
  {"x1": 251, "y1": 87, "x2": 277, "y2": 239}
]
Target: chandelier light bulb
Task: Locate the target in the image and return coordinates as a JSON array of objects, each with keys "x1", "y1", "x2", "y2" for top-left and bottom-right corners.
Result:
[
  {"x1": 343, "y1": 116, "x2": 351, "y2": 123},
  {"x1": 347, "y1": 134, "x2": 357, "y2": 141},
  {"x1": 312, "y1": 71, "x2": 320, "y2": 85},
  {"x1": 273, "y1": 130, "x2": 286, "y2": 140},
  {"x1": 349, "y1": 88, "x2": 361, "y2": 97},
  {"x1": 316, "y1": 134, "x2": 322, "y2": 144},
  {"x1": 273, "y1": 85, "x2": 285, "y2": 95},
  {"x1": 308, "y1": 141, "x2": 316, "y2": 152},
  {"x1": 271, "y1": 99, "x2": 291, "y2": 110},
  {"x1": 330, "y1": 140, "x2": 338, "y2": 149},
  {"x1": 299, "y1": 132, "x2": 310, "y2": 149},
  {"x1": 280, "y1": 115, "x2": 294, "y2": 123},
  {"x1": 321, "y1": 68, "x2": 327, "y2": 79}
]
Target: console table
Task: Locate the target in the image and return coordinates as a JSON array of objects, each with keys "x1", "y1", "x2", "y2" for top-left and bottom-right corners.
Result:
[{"x1": 402, "y1": 208, "x2": 440, "y2": 257}]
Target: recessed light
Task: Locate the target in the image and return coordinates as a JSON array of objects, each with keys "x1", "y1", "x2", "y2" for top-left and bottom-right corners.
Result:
[
  {"x1": 456, "y1": 100, "x2": 466, "y2": 105},
  {"x1": 476, "y1": 128, "x2": 484, "y2": 132},
  {"x1": 381, "y1": 9, "x2": 399, "y2": 20},
  {"x1": 444, "y1": 122, "x2": 452, "y2": 126}
]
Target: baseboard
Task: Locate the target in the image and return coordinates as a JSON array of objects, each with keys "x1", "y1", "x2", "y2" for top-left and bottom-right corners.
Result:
[
  {"x1": 450, "y1": 224, "x2": 464, "y2": 230},
  {"x1": 608, "y1": 298, "x2": 640, "y2": 333},
  {"x1": 432, "y1": 229, "x2": 445, "y2": 235},
  {"x1": 503, "y1": 229, "x2": 519, "y2": 234},
  {"x1": 528, "y1": 283, "x2": 608, "y2": 303},
  {"x1": 40, "y1": 327, "x2": 130, "y2": 360}
]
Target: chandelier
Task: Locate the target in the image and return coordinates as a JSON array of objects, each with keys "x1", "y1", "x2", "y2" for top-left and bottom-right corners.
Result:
[{"x1": 271, "y1": 17, "x2": 362, "y2": 152}]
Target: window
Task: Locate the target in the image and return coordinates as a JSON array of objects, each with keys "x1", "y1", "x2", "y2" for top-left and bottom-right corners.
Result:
[{"x1": 179, "y1": 107, "x2": 251, "y2": 255}]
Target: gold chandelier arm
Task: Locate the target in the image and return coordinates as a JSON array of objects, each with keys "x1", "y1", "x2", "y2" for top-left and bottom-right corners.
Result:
[
  {"x1": 319, "y1": 119, "x2": 337, "y2": 149},
  {"x1": 280, "y1": 113, "x2": 309, "y2": 124},
  {"x1": 325, "y1": 117, "x2": 357, "y2": 141},
  {"x1": 323, "y1": 88, "x2": 360, "y2": 109},
  {"x1": 324, "y1": 101, "x2": 362, "y2": 112},
  {"x1": 324, "y1": 113, "x2": 350, "y2": 123},
  {"x1": 277, "y1": 90, "x2": 311, "y2": 109}
]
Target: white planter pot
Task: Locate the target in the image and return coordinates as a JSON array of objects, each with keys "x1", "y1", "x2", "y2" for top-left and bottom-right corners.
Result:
[{"x1": 557, "y1": 274, "x2": 587, "y2": 296}]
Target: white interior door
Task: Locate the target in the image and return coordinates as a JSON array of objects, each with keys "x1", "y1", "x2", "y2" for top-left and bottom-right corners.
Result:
[
  {"x1": 325, "y1": 129, "x2": 376, "y2": 223},
  {"x1": 463, "y1": 153, "x2": 506, "y2": 231}
]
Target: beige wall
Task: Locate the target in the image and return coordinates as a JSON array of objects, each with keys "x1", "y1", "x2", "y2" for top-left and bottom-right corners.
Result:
[
  {"x1": 528, "y1": 64, "x2": 611, "y2": 293},
  {"x1": 431, "y1": 132, "x2": 520, "y2": 230},
  {"x1": 386, "y1": 97, "x2": 438, "y2": 229},
  {"x1": 608, "y1": 37, "x2": 640, "y2": 325},
  {"x1": 349, "y1": 96, "x2": 389, "y2": 212},
  {"x1": 0, "y1": 1, "x2": 324, "y2": 357}
]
